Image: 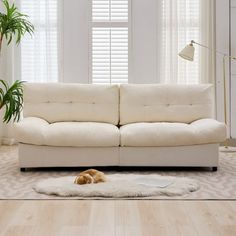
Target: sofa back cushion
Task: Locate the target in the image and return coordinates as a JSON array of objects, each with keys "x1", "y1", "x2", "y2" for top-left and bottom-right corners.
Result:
[
  {"x1": 120, "y1": 84, "x2": 214, "y2": 125},
  {"x1": 23, "y1": 83, "x2": 119, "y2": 125}
]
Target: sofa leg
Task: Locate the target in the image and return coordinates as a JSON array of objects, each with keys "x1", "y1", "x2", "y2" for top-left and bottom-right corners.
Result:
[
  {"x1": 212, "y1": 167, "x2": 218, "y2": 172},
  {"x1": 20, "y1": 168, "x2": 26, "y2": 172}
]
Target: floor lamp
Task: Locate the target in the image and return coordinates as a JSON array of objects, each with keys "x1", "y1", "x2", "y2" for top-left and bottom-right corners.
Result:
[{"x1": 179, "y1": 40, "x2": 236, "y2": 152}]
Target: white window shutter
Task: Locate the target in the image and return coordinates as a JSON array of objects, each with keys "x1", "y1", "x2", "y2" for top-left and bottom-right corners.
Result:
[{"x1": 90, "y1": 0, "x2": 129, "y2": 84}]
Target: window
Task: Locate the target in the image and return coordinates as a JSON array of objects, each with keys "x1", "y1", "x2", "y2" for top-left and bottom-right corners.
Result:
[
  {"x1": 20, "y1": 0, "x2": 59, "y2": 82},
  {"x1": 161, "y1": 0, "x2": 203, "y2": 84},
  {"x1": 90, "y1": 0, "x2": 129, "y2": 84}
]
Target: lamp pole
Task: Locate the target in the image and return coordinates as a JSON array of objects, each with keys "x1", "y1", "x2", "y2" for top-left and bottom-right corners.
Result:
[{"x1": 179, "y1": 40, "x2": 236, "y2": 151}]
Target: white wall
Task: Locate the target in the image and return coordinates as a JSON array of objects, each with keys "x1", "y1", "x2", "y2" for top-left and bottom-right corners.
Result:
[
  {"x1": 231, "y1": 0, "x2": 236, "y2": 138},
  {"x1": 130, "y1": 0, "x2": 161, "y2": 84},
  {"x1": 215, "y1": 0, "x2": 236, "y2": 139},
  {"x1": 62, "y1": 0, "x2": 89, "y2": 83},
  {"x1": 215, "y1": 0, "x2": 230, "y2": 128}
]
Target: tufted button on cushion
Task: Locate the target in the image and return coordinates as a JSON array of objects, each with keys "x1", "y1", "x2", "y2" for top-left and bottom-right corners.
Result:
[
  {"x1": 120, "y1": 84, "x2": 214, "y2": 125},
  {"x1": 23, "y1": 83, "x2": 119, "y2": 125}
]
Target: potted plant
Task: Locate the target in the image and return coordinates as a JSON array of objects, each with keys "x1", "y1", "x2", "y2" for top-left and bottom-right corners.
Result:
[{"x1": 0, "y1": 0, "x2": 34, "y2": 125}]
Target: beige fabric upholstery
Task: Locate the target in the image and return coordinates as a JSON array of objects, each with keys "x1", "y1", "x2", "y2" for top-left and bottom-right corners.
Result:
[
  {"x1": 120, "y1": 119, "x2": 227, "y2": 147},
  {"x1": 23, "y1": 83, "x2": 119, "y2": 125},
  {"x1": 15, "y1": 83, "x2": 225, "y2": 168},
  {"x1": 14, "y1": 117, "x2": 120, "y2": 147},
  {"x1": 120, "y1": 84, "x2": 214, "y2": 125},
  {"x1": 19, "y1": 144, "x2": 218, "y2": 168},
  {"x1": 120, "y1": 144, "x2": 219, "y2": 166},
  {"x1": 19, "y1": 144, "x2": 119, "y2": 167}
]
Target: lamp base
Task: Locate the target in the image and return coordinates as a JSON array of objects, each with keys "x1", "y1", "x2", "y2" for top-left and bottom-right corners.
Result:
[{"x1": 219, "y1": 146, "x2": 236, "y2": 153}]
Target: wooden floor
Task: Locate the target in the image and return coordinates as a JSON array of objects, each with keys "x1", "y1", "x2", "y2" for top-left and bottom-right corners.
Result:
[{"x1": 0, "y1": 200, "x2": 235, "y2": 236}]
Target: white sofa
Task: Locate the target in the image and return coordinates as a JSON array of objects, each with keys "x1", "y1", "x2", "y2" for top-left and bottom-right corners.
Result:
[{"x1": 14, "y1": 83, "x2": 227, "y2": 171}]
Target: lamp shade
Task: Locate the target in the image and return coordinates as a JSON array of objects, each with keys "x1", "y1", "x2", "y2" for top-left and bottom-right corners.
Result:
[{"x1": 179, "y1": 44, "x2": 195, "y2": 61}]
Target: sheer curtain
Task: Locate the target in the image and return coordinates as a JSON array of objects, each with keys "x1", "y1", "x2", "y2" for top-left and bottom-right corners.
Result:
[
  {"x1": 20, "y1": 0, "x2": 59, "y2": 82},
  {"x1": 159, "y1": 0, "x2": 215, "y2": 84},
  {"x1": 1, "y1": 0, "x2": 60, "y2": 145}
]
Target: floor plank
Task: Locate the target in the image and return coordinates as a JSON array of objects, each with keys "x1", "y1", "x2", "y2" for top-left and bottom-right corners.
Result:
[{"x1": 0, "y1": 200, "x2": 235, "y2": 236}]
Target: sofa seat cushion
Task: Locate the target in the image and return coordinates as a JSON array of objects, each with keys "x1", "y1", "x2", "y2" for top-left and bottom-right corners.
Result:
[
  {"x1": 14, "y1": 117, "x2": 120, "y2": 147},
  {"x1": 120, "y1": 119, "x2": 227, "y2": 147}
]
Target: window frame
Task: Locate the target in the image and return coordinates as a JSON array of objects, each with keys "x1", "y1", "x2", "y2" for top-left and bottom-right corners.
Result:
[
  {"x1": 88, "y1": 0, "x2": 132, "y2": 84},
  {"x1": 161, "y1": 0, "x2": 201, "y2": 84}
]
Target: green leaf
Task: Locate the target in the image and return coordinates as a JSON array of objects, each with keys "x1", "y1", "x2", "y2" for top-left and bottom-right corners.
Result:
[
  {"x1": 0, "y1": 0, "x2": 34, "y2": 51},
  {"x1": 0, "y1": 80, "x2": 25, "y2": 123}
]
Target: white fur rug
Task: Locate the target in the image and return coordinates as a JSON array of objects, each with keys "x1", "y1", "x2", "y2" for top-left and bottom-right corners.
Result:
[{"x1": 33, "y1": 174, "x2": 199, "y2": 198}]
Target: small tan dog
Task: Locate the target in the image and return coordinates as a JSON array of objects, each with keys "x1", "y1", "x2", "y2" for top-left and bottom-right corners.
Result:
[{"x1": 74, "y1": 169, "x2": 106, "y2": 185}]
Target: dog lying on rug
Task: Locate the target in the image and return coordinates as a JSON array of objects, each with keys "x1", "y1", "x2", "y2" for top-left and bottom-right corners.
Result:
[{"x1": 74, "y1": 169, "x2": 106, "y2": 185}]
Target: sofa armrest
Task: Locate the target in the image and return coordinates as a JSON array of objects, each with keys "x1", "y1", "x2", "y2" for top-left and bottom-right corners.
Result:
[
  {"x1": 14, "y1": 117, "x2": 49, "y2": 145},
  {"x1": 191, "y1": 118, "x2": 227, "y2": 143}
]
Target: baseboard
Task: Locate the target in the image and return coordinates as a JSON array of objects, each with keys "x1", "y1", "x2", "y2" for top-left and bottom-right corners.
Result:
[{"x1": 220, "y1": 139, "x2": 236, "y2": 147}]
